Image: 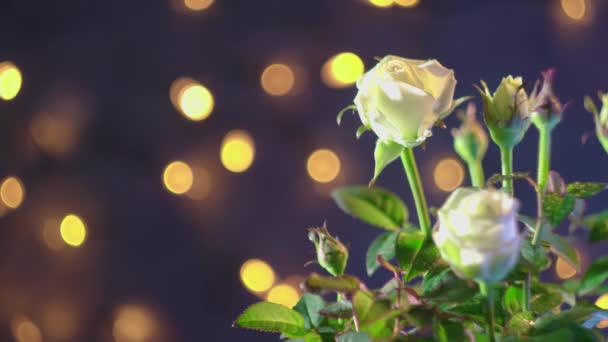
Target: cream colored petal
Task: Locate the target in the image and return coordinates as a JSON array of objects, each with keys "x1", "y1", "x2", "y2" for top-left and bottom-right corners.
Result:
[{"x1": 414, "y1": 60, "x2": 456, "y2": 114}]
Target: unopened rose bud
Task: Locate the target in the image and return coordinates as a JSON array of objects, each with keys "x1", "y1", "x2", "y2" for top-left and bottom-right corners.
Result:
[
  {"x1": 476, "y1": 76, "x2": 531, "y2": 149},
  {"x1": 354, "y1": 55, "x2": 457, "y2": 147},
  {"x1": 452, "y1": 102, "x2": 488, "y2": 164},
  {"x1": 433, "y1": 188, "x2": 521, "y2": 284},
  {"x1": 584, "y1": 92, "x2": 608, "y2": 154},
  {"x1": 308, "y1": 224, "x2": 348, "y2": 276},
  {"x1": 530, "y1": 69, "x2": 563, "y2": 130}
]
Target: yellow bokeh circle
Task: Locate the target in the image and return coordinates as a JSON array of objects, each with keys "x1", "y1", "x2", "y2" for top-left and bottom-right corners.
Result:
[
  {"x1": 163, "y1": 161, "x2": 194, "y2": 195},
  {"x1": 60, "y1": 214, "x2": 87, "y2": 247},
  {"x1": 321, "y1": 52, "x2": 364, "y2": 88},
  {"x1": 240, "y1": 259, "x2": 275, "y2": 293},
  {"x1": 307, "y1": 149, "x2": 341, "y2": 183},
  {"x1": 261, "y1": 64, "x2": 295, "y2": 96},
  {"x1": 221, "y1": 130, "x2": 255, "y2": 173},
  {"x1": 267, "y1": 284, "x2": 300, "y2": 308},
  {"x1": 0, "y1": 176, "x2": 25, "y2": 209},
  {"x1": 433, "y1": 158, "x2": 464, "y2": 192},
  {"x1": 0, "y1": 61, "x2": 22, "y2": 101}
]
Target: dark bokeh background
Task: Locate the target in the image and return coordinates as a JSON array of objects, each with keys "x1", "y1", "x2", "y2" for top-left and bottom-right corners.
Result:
[{"x1": 1, "y1": 0, "x2": 607, "y2": 341}]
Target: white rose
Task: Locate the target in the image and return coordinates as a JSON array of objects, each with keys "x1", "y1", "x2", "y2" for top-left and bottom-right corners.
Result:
[
  {"x1": 354, "y1": 55, "x2": 457, "y2": 147},
  {"x1": 433, "y1": 187, "x2": 521, "y2": 284}
]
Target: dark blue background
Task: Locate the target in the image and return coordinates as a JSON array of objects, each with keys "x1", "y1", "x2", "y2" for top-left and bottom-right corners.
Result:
[{"x1": 1, "y1": 0, "x2": 607, "y2": 341}]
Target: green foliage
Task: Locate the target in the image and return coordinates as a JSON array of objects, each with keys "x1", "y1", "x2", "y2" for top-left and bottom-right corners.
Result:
[
  {"x1": 543, "y1": 192, "x2": 576, "y2": 226},
  {"x1": 579, "y1": 256, "x2": 608, "y2": 296},
  {"x1": 396, "y1": 231, "x2": 439, "y2": 281},
  {"x1": 566, "y1": 182, "x2": 607, "y2": 198},
  {"x1": 303, "y1": 273, "x2": 361, "y2": 294},
  {"x1": 365, "y1": 231, "x2": 399, "y2": 276},
  {"x1": 332, "y1": 186, "x2": 409, "y2": 231},
  {"x1": 372, "y1": 140, "x2": 404, "y2": 185},
  {"x1": 294, "y1": 294, "x2": 325, "y2": 329},
  {"x1": 233, "y1": 302, "x2": 308, "y2": 337},
  {"x1": 583, "y1": 210, "x2": 608, "y2": 243}
]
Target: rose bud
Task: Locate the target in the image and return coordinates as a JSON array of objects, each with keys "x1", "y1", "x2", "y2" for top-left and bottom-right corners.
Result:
[
  {"x1": 529, "y1": 69, "x2": 563, "y2": 129},
  {"x1": 308, "y1": 224, "x2": 348, "y2": 276},
  {"x1": 433, "y1": 188, "x2": 521, "y2": 284},
  {"x1": 452, "y1": 102, "x2": 488, "y2": 164},
  {"x1": 584, "y1": 92, "x2": 608, "y2": 154},
  {"x1": 476, "y1": 76, "x2": 531, "y2": 149},
  {"x1": 353, "y1": 55, "x2": 457, "y2": 147}
]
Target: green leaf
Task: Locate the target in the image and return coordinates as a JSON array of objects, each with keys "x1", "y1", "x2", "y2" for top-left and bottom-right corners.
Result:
[
  {"x1": 520, "y1": 238, "x2": 551, "y2": 273},
  {"x1": 544, "y1": 192, "x2": 576, "y2": 226},
  {"x1": 532, "y1": 302, "x2": 606, "y2": 333},
  {"x1": 371, "y1": 140, "x2": 404, "y2": 186},
  {"x1": 319, "y1": 301, "x2": 353, "y2": 319},
  {"x1": 583, "y1": 210, "x2": 608, "y2": 243},
  {"x1": 567, "y1": 182, "x2": 607, "y2": 198},
  {"x1": 303, "y1": 273, "x2": 361, "y2": 294},
  {"x1": 544, "y1": 232, "x2": 581, "y2": 273},
  {"x1": 486, "y1": 172, "x2": 530, "y2": 188},
  {"x1": 336, "y1": 332, "x2": 371, "y2": 342},
  {"x1": 433, "y1": 319, "x2": 466, "y2": 342},
  {"x1": 234, "y1": 302, "x2": 308, "y2": 337},
  {"x1": 337, "y1": 105, "x2": 356, "y2": 125},
  {"x1": 422, "y1": 267, "x2": 478, "y2": 304},
  {"x1": 584, "y1": 96, "x2": 599, "y2": 115},
  {"x1": 579, "y1": 256, "x2": 608, "y2": 296},
  {"x1": 502, "y1": 285, "x2": 523, "y2": 315},
  {"x1": 356, "y1": 125, "x2": 371, "y2": 139},
  {"x1": 366, "y1": 231, "x2": 399, "y2": 276},
  {"x1": 530, "y1": 283, "x2": 563, "y2": 314},
  {"x1": 293, "y1": 294, "x2": 325, "y2": 329},
  {"x1": 506, "y1": 311, "x2": 534, "y2": 337},
  {"x1": 332, "y1": 186, "x2": 408, "y2": 231},
  {"x1": 396, "y1": 231, "x2": 439, "y2": 281}
]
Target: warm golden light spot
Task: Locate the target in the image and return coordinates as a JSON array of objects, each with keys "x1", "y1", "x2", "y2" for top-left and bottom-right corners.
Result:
[
  {"x1": 596, "y1": 294, "x2": 608, "y2": 328},
  {"x1": 11, "y1": 316, "x2": 42, "y2": 342},
  {"x1": 60, "y1": 214, "x2": 87, "y2": 247},
  {"x1": 368, "y1": 0, "x2": 393, "y2": 8},
  {"x1": 561, "y1": 0, "x2": 586, "y2": 20},
  {"x1": 307, "y1": 149, "x2": 341, "y2": 183},
  {"x1": 184, "y1": 0, "x2": 214, "y2": 11},
  {"x1": 0, "y1": 61, "x2": 22, "y2": 100},
  {"x1": 42, "y1": 303, "x2": 77, "y2": 340},
  {"x1": 186, "y1": 167, "x2": 212, "y2": 200},
  {"x1": 395, "y1": 0, "x2": 419, "y2": 7},
  {"x1": 261, "y1": 64, "x2": 295, "y2": 96},
  {"x1": 43, "y1": 219, "x2": 65, "y2": 251},
  {"x1": 240, "y1": 259, "x2": 276, "y2": 293},
  {"x1": 30, "y1": 113, "x2": 79, "y2": 157},
  {"x1": 113, "y1": 305, "x2": 157, "y2": 342},
  {"x1": 171, "y1": 79, "x2": 214, "y2": 121},
  {"x1": 163, "y1": 161, "x2": 194, "y2": 194},
  {"x1": 0, "y1": 176, "x2": 25, "y2": 209},
  {"x1": 555, "y1": 256, "x2": 577, "y2": 279},
  {"x1": 433, "y1": 159, "x2": 464, "y2": 192},
  {"x1": 322, "y1": 52, "x2": 365, "y2": 88},
  {"x1": 221, "y1": 130, "x2": 255, "y2": 173},
  {"x1": 267, "y1": 284, "x2": 300, "y2": 308}
]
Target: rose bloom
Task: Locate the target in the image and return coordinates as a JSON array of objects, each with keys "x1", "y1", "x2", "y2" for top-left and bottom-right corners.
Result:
[
  {"x1": 433, "y1": 187, "x2": 521, "y2": 284},
  {"x1": 354, "y1": 55, "x2": 456, "y2": 147}
]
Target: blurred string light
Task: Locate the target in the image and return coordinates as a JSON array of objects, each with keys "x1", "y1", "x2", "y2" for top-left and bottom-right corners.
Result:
[
  {"x1": 368, "y1": 0, "x2": 419, "y2": 8},
  {"x1": 113, "y1": 305, "x2": 158, "y2": 342},
  {"x1": 596, "y1": 294, "x2": 608, "y2": 328},
  {"x1": 266, "y1": 284, "x2": 300, "y2": 308},
  {"x1": 221, "y1": 130, "x2": 255, "y2": 173},
  {"x1": 368, "y1": 0, "x2": 393, "y2": 8},
  {"x1": 30, "y1": 112, "x2": 82, "y2": 158},
  {"x1": 42, "y1": 303, "x2": 78, "y2": 340},
  {"x1": 42, "y1": 218, "x2": 65, "y2": 250},
  {"x1": 0, "y1": 176, "x2": 25, "y2": 209},
  {"x1": 555, "y1": 256, "x2": 577, "y2": 279},
  {"x1": 307, "y1": 149, "x2": 341, "y2": 183},
  {"x1": 240, "y1": 259, "x2": 276, "y2": 293},
  {"x1": 185, "y1": 166, "x2": 212, "y2": 200},
  {"x1": 169, "y1": 77, "x2": 214, "y2": 121},
  {"x1": 0, "y1": 61, "x2": 22, "y2": 101},
  {"x1": 394, "y1": 0, "x2": 419, "y2": 7},
  {"x1": 60, "y1": 214, "x2": 87, "y2": 247},
  {"x1": 261, "y1": 63, "x2": 295, "y2": 96},
  {"x1": 184, "y1": 0, "x2": 214, "y2": 11},
  {"x1": 561, "y1": 0, "x2": 586, "y2": 20},
  {"x1": 321, "y1": 52, "x2": 364, "y2": 88},
  {"x1": 11, "y1": 316, "x2": 42, "y2": 342},
  {"x1": 433, "y1": 158, "x2": 464, "y2": 192},
  {"x1": 163, "y1": 161, "x2": 194, "y2": 195}
]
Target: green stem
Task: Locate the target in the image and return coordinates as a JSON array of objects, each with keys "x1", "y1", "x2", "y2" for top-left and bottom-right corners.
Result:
[
  {"x1": 479, "y1": 282, "x2": 497, "y2": 342},
  {"x1": 467, "y1": 159, "x2": 485, "y2": 188},
  {"x1": 523, "y1": 273, "x2": 532, "y2": 312},
  {"x1": 499, "y1": 146, "x2": 514, "y2": 195},
  {"x1": 536, "y1": 126, "x2": 552, "y2": 192},
  {"x1": 400, "y1": 148, "x2": 431, "y2": 236}
]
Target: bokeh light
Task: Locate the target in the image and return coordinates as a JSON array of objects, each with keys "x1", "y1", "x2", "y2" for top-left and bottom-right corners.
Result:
[
  {"x1": 184, "y1": 0, "x2": 214, "y2": 11},
  {"x1": 240, "y1": 259, "x2": 276, "y2": 293},
  {"x1": 30, "y1": 112, "x2": 81, "y2": 158},
  {"x1": 0, "y1": 176, "x2": 25, "y2": 209},
  {"x1": 433, "y1": 158, "x2": 464, "y2": 192},
  {"x1": 555, "y1": 256, "x2": 577, "y2": 279},
  {"x1": 595, "y1": 294, "x2": 608, "y2": 328},
  {"x1": 266, "y1": 284, "x2": 300, "y2": 308},
  {"x1": 186, "y1": 166, "x2": 212, "y2": 200},
  {"x1": 261, "y1": 63, "x2": 295, "y2": 96},
  {"x1": 113, "y1": 305, "x2": 158, "y2": 342},
  {"x1": 221, "y1": 130, "x2": 255, "y2": 173},
  {"x1": 169, "y1": 78, "x2": 214, "y2": 121},
  {"x1": 368, "y1": 0, "x2": 393, "y2": 8},
  {"x1": 60, "y1": 214, "x2": 87, "y2": 247},
  {"x1": 0, "y1": 61, "x2": 22, "y2": 101},
  {"x1": 163, "y1": 161, "x2": 194, "y2": 195},
  {"x1": 395, "y1": 0, "x2": 419, "y2": 7},
  {"x1": 561, "y1": 0, "x2": 586, "y2": 20},
  {"x1": 42, "y1": 302, "x2": 78, "y2": 340},
  {"x1": 42, "y1": 218, "x2": 65, "y2": 251},
  {"x1": 11, "y1": 316, "x2": 42, "y2": 342},
  {"x1": 321, "y1": 52, "x2": 364, "y2": 88},
  {"x1": 306, "y1": 149, "x2": 341, "y2": 183}
]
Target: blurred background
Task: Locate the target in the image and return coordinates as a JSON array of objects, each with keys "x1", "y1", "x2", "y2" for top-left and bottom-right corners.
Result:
[{"x1": 1, "y1": 0, "x2": 608, "y2": 341}]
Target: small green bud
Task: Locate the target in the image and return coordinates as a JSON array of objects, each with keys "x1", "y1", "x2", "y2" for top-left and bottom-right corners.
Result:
[
  {"x1": 583, "y1": 92, "x2": 608, "y2": 154},
  {"x1": 452, "y1": 102, "x2": 488, "y2": 163},
  {"x1": 308, "y1": 224, "x2": 348, "y2": 276},
  {"x1": 476, "y1": 76, "x2": 531, "y2": 149},
  {"x1": 529, "y1": 69, "x2": 563, "y2": 130}
]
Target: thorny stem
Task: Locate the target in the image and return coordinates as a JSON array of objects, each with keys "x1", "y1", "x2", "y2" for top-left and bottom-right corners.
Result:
[{"x1": 400, "y1": 148, "x2": 432, "y2": 236}]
